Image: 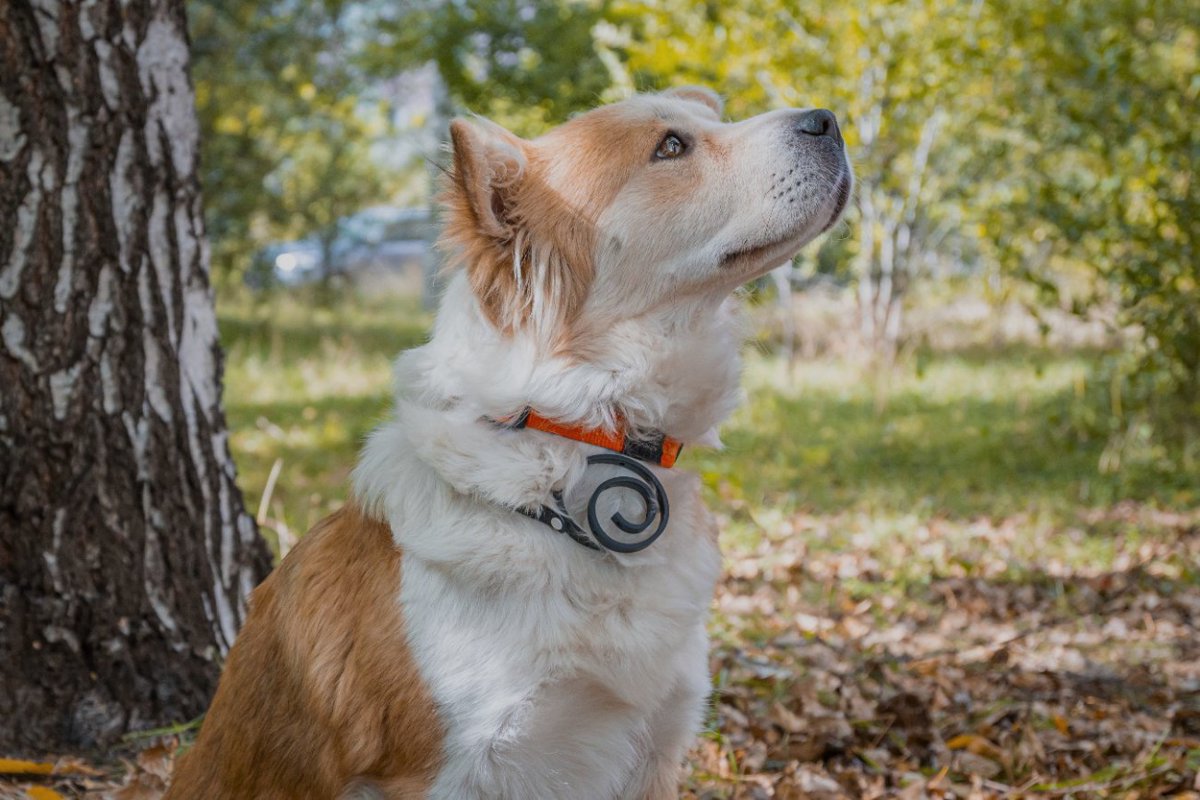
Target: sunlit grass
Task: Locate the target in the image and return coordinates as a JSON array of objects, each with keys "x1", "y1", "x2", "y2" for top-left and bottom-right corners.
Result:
[
  {"x1": 220, "y1": 290, "x2": 429, "y2": 539},
  {"x1": 687, "y1": 347, "x2": 1196, "y2": 526},
  {"x1": 218, "y1": 292, "x2": 1197, "y2": 560}
]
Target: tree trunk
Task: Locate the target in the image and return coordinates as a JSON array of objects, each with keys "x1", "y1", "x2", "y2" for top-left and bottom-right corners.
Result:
[{"x1": 0, "y1": 0, "x2": 271, "y2": 754}]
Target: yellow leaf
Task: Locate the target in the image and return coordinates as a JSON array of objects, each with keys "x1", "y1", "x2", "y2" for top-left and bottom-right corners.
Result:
[
  {"x1": 945, "y1": 733, "x2": 1005, "y2": 760},
  {"x1": 213, "y1": 115, "x2": 245, "y2": 136},
  {"x1": 0, "y1": 758, "x2": 54, "y2": 775},
  {"x1": 1052, "y1": 714, "x2": 1070, "y2": 735},
  {"x1": 945, "y1": 733, "x2": 975, "y2": 749},
  {"x1": 26, "y1": 787, "x2": 64, "y2": 800}
]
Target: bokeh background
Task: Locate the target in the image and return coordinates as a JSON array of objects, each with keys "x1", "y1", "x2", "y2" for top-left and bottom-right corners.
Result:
[{"x1": 193, "y1": 1, "x2": 1197, "y2": 795}]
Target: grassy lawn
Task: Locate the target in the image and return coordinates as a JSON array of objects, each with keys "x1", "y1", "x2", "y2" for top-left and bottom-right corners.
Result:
[
  {"x1": 220, "y1": 291, "x2": 1194, "y2": 548},
  {"x1": 213, "y1": 291, "x2": 1200, "y2": 799},
  {"x1": 219, "y1": 291, "x2": 430, "y2": 543}
]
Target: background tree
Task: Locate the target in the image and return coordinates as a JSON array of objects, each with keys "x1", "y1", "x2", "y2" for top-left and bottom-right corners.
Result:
[
  {"x1": 612, "y1": 0, "x2": 995, "y2": 358},
  {"x1": 0, "y1": 0, "x2": 271, "y2": 752},
  {"x1": 190, "y1": 0, "x2": 412, "y2": 284},
  {"x1": 981, "y1": 0, "x2": 1198, "y2": 462},
  {"x1": 366, "y1": 0, "x2": 618, "y2": 136}
]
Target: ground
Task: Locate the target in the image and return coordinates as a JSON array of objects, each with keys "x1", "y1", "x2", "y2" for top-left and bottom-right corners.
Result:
[{"x1": 4, "y1": 291, "x2": 1198, "y2": 799}]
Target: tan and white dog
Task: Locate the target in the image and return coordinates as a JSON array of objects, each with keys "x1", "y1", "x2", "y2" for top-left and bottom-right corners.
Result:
[{"x1": 167, "y1": 86, "x2": 851, "y2": 799}]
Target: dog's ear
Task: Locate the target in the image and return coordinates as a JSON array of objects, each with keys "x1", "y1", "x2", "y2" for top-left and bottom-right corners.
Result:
[
  {"x1": 442, "y1": 117, "x2": 531, "y2": 329},
  {"x1": 447, "y1": 117, "x2": 527, "y2": 242},
  {"x1": 662, "y1": 86, "x2": 724, "y2": 117},
  {"x1": 442, "y1": 117, "x2": 593, "y2": 338}
]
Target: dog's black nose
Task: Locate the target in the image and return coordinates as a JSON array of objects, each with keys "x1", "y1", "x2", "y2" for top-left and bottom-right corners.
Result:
[{"x1": 795, "y1": 109, "x2": 842, "y2": 145}]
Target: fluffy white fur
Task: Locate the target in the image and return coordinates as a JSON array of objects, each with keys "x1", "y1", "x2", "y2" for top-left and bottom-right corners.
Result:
[{"x1": 354, "y1": 274, "x2": 738, "y2": 798}]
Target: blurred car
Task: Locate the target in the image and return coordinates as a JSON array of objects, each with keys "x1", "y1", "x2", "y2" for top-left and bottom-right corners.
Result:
[{"x1": 248, "y1": 206, "x2": 436, "y2": 288}]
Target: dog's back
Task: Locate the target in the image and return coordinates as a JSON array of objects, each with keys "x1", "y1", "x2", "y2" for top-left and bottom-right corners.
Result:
[{"x1": 166, "y1": 504, "x2": 442, "y2": 799}]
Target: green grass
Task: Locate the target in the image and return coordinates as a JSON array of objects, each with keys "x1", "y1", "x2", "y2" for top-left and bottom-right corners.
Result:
[
  {"x1": 218, "y1": 292, "x2": 1197, "y2": 557},
  {"x1": 219, "y1": 290, "x2": 429, "y2": 541},
  {"x1": 691, "y1": 346, "x2": 1196, "y2": 523}
]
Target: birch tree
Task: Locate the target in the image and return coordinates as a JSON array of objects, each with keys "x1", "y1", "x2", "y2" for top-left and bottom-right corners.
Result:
[
  {"x1": 0, "y1": 0, "x2": 270, "y2": 752},
  {"x1": 616, "y1": 0, "x2": 994, "y2": 357}
]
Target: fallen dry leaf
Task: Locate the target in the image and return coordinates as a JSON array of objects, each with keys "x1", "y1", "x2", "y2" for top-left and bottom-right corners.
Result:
[
  {"x1": 25, "y1": 787, "x2": 64, "y2": 800},
  {"x1": 0, "y1": 762, "x2": 53, "y2": 777},
  {"x1": 5, "y1": 505, "x2": 1199, "y2": 799}
]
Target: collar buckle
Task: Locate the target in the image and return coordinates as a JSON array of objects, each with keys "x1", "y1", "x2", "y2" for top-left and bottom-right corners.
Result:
[
  {"x1": 499, "y1": 408, "x2": 683, "y2": 469},
  {"x1": 520, "y1": 453, "x2": 670, "y2": 554},
  {"x1": 493, "y1": 408, "x2": 678, "y2": 554},
  {"x1": 517, "y1": 491, "x2": 604, "y2": 552}
]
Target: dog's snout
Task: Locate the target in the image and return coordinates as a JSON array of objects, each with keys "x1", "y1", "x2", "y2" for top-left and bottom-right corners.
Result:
[{"x1": 794, "y1": 109, "x2": 842, "y2": 146}]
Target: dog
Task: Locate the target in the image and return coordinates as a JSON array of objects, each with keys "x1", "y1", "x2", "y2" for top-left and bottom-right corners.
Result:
[{"x1": 166, "y1": 86, "x2": 851, "y2": 799}]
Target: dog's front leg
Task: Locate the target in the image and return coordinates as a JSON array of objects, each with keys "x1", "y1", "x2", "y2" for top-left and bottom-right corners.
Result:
[
  {"x1": 632, "y1": 759, "x2": 685, "y2": 800},
  {"x1": 620, "y1": 625, "x2": 711, "y2": 800}
]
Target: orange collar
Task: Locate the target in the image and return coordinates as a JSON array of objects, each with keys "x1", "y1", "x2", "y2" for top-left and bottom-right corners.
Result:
[{"x1": 505, "y1": 408, "x2": 683, "y2": 468}]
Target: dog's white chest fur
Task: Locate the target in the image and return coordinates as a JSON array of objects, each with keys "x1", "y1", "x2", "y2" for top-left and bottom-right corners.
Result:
[
  {"x1": 358, "y1": 418, "x2": 720, "y2": 799},
  {"x1": 352, "y1": 275, "x2": 744, "y2": 798}
]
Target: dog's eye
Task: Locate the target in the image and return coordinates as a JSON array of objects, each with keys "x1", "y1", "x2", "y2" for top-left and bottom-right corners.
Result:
[{"x1": 654, "y1": 133, "x2": 687, "y2": 160}]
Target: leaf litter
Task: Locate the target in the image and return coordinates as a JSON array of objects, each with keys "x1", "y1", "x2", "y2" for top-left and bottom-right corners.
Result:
[
  {"x1": 683, "y1": 503, "x2": 1200, "y2": 799},
  {"x1": 3, "y1": 504, "x2": 1197, "y2": 799}
]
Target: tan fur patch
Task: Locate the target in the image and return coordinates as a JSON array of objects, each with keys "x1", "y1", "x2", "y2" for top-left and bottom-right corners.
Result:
[
  {"x1": 441, "y1": 119, "x2": 532, "y2": 330},
  {"x1": 439, "y1": 101, "x2": 684, "y2": 337},
  {"x1": 661, "y1": 85, "x2": 724, "y2": 118},
  {"x1": 165, "y1": 504, "x2": 442, "y2": 800}
]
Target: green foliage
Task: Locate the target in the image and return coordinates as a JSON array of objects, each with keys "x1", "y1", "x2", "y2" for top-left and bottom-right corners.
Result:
[
  {"x1": 219, "y1": 297, "x2": 1196, "y2": 549},
  {"x1": 363, "y1": 0, "x2": 617, "y2": 135},
  {"x1": 610, "y1": 0, "x2": 1197, "y2": 453},
  {"x1": 981, "y1": 0, "x2": 1199, "y2": 428},
  {"x1": 190, "y1": 0, "x2": 419, "y2": 281}
]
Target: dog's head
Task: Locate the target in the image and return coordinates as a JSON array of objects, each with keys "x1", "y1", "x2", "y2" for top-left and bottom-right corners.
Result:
[{"x1": 441, "y1": 86, "x2": 852, "y2": 340}]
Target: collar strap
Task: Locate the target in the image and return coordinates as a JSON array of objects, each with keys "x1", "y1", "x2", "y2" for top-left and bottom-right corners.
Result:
[
  {"x1": 518, "y1": 490, "x2": 604, "y2": 552},
  {"x1": 505, "y1": 408, "x2": 683, "y2": 468}
]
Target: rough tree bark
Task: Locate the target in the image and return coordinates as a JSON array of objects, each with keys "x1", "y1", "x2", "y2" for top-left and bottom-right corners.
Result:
[{"x1": 0, "y1": 0, "x2": 271, "y2": 753}]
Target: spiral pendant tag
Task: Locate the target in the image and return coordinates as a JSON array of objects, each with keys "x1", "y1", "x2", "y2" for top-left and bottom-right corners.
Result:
[{"x1": 582, "y1": 453, "x2": 670, "y2": 553}]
